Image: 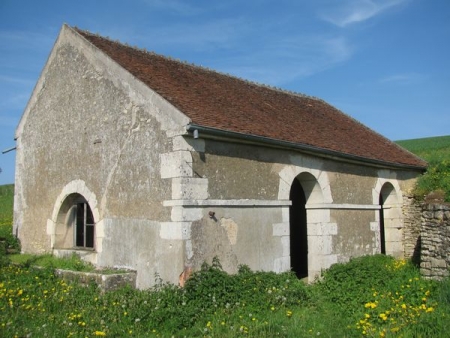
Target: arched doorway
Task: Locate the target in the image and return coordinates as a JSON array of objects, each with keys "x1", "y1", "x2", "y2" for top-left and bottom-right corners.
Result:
[
  {"x1": 289, "y1": 178, "x2": 308, "y2": 278},
  {"x1": 378, "y1": 182, "x2": 402, "y2": 257},
  {"x1": 379, "y1": 193, "x2": 386, "y2": 254}
]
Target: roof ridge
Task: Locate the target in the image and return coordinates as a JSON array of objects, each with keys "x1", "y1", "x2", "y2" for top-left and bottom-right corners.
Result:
[{"x1": 73, "y1": 26, "x2": 325, "y2": 102}]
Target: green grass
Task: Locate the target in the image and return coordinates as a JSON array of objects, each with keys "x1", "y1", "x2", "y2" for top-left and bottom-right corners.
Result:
[
  {"x1": 396, "y1": 135, "x2": 450, "y2": 202},
  {"x1": 0, "y1": 184, "x2": 19, "y2": 253},
  {"x1": 396, "y1": 135, "x2": 450, "y2": 159},
  {"x1": 0, "y1": 184, "x2": 13, "y2": 225},
  {"x1": 9, "y1": 253, "x2": 95, "y2": 271}
]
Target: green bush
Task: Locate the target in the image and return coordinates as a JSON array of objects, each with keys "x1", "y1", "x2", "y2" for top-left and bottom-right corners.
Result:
[
  {"x1": 415, "y1": 156, "x2": 450, "y2": 202},
  {"x1": 396, "y1": 136, "x2": 450, "y2": 202},
  {"x1": 316, "y1": 255, "x2": 396, "y2": 311}
]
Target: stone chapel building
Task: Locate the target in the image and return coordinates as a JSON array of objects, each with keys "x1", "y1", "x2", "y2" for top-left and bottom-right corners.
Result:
[{"x1": 14, "y1": 24, "x2": 426, "y2": 289}]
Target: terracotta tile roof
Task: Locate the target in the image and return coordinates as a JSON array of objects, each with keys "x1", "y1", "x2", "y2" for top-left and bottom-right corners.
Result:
[{"x1": 75, "y1": 28, "x2": 426, "y2": 169}]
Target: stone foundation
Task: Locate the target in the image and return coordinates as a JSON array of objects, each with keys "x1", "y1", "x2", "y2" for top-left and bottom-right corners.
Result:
[{"x1": 54, "y1": 269, "x2": 137, "y2": 292}]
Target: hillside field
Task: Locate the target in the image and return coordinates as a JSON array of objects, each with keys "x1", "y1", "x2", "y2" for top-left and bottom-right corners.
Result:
[{"x1": 396, "y1": 135, "x2": 450, "y2": 162}]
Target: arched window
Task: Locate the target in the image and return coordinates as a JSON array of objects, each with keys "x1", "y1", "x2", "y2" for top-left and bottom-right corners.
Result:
[{"x1": 54, "y1": 193, "x2": 95, "y2": 250}]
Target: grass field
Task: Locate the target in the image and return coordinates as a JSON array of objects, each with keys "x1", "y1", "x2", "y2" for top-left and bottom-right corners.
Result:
[
  {"x1": 396, "y1": 135, "x2": 450, "y2": 161},
  {"x1": 0, "y1": 184, "x2": 13, "y2": 223}
]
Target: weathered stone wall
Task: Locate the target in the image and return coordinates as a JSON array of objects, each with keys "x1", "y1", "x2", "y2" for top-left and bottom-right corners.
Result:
[
  {"x1": 402, "y1": 194, "x2": 422, "y2": 264},
  {"x1": 420, "y1": 204, "x2": 450, "y2": 280},
  {"x1": 14, "y1": 26, "x2": 189, "y2": 289},
  {"x1": 188, "y1": 137, "x2": 421, "y2": 280}
]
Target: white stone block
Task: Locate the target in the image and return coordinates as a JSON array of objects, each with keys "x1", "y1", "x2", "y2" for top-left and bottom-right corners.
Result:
[
  {"x1": 171, "y1": 177, "x2": 209, "y2": 200},
  {"x1": 307, "y1": 209, "x2": 330, "y2": 223},
  {"x1": 47, "y1": 219, "x2": 55, "y2": 235},
  {"x1": 386, "y1": 241, "x2": 404, "y2": 258},
  {"x1": 385, "y1": 227, "x2": 403, "y2": 242},
  {"x1": 309, "y1": 254, "x2": 337, "y2": 274},
  {"x1": 273, "y1": 222, "x2": 290, "y2": 236},
  {"x1": 171, "y1": 206, "x2": 203, "y2": 222},
  {"x1": 326, "y1": 223, "x2": 338, "y2": 235},
  {"x1": 278, "y1": 177, "x2": 291, "y2": 200},
  {"x1": 92, "y1": 208, "x2": 100, "y2": 223},
  {"x1": 308, "y1": 223, "x2": 337, "y2": 236},
  {"x1": 308, "y1": 235, "x2": 333, "y2": 255},
  {"x1": 273, "y1": 256, "x2": 290, "y2": 273},
  {"x1": 160, "y1": 222, "x2": 191, "y2": 240},
  {"x1": 281, "y1": 236, "x2": 290, "y2": 257},
  {"x1": 281, "y1": 206, "x2": 290, "y2": 222},
  {"x1": 95, "y1": 220, "x2": 105, "y2": 238},
  {"x1": 160, "y1": 151, "x2": 193, "y2": 178},
  {"x1": 172, "y1": 135, "x2": 205, "y2": 152}
]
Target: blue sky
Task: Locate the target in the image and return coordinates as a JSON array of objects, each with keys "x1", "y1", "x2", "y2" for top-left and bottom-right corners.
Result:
[{"x1": 0, "y1": 0, "x2": 449, "y2": 184}]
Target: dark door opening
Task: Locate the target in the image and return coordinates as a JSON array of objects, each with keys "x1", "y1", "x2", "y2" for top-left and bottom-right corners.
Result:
[
  {"x1": 379, "y1": 195, "x2": 386, "y2": 254},
  {"x1": 290, "y1": 178, "x2": 308, "y2": 279}
]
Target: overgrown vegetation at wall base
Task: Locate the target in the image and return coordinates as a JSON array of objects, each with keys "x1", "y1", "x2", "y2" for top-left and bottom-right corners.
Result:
[
  {"x1": 1, "y1": 176, "x2": 450, "y2": 337},
  {"x1": 1, "y1": 253, "x2": 449, "y2": 337},
  {"x1": 396, "y1": 135, "x2": 450, "y2": 202}
]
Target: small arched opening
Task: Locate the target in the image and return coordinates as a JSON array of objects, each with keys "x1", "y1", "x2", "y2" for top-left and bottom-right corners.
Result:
[{"x1": 54, "y1": 193, "x2": 95, "y2": 250}]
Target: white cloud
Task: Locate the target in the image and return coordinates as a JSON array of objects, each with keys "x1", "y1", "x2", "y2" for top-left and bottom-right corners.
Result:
[
  {"x1": 210, "y1": 35, "x2": 353, "y2": 86},
  {"x1": 320, "y1": 0, "x2": 408, "y2": 27},
  {"x1": 379, "y1": 73, "x2": 425, "y2": 85},
  {"x1": 131, "y1": 17, "x2": 249, "y2": 53}
]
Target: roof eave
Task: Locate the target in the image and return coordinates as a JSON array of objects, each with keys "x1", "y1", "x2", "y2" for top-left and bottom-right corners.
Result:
[{"x1": 186, "y1": 124, "x2": 427, "y2": 172}]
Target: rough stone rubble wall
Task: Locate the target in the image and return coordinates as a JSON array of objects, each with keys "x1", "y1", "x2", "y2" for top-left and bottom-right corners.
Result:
[
  {"x1": 402, "y1": 194, "x2": 422, "y2": 264},
  {"x1": 420, "y1": 204, "x2": 450, "y2": 280}
]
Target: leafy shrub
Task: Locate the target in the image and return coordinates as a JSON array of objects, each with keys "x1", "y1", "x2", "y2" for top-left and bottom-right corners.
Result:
[
  {"x1": 415, "y1": 156, "x2": 450, "y2": 202},
  {"x1": 184, "y1": 258, "x2": 309, "y2": 316},
  {"x1": 316, "y1": 255, "x2": 398, "y2": 311},
  {"x1": 396, "y1": 136, "x2": 450, "y2": 202}
]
